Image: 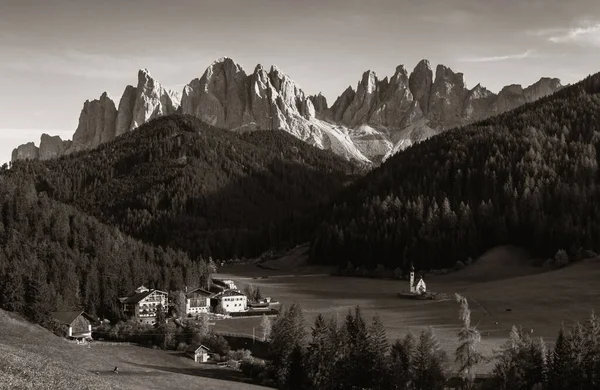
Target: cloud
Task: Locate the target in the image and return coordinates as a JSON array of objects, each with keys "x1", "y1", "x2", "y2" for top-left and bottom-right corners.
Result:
[
  {"x1": 459, "y1": 50, "x2": 535, "y2": 63},
  {"x1": 547, "y1": 23, "x2": 600, "y2": 47},
  {"x1": 0, "y1": 47, "x2": 208, "y2": 80}
]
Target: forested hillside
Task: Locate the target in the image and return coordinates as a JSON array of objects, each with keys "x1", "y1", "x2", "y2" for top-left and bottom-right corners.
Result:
[
  {"x1": 6, "y1": 115, "x2": 362, "y2": 260},
  {"x1": 310, "y1": 73, "x2": 600, "y2": 270},
  {"x1": 0, "y1": 175, "x2": 207, "y2": 321}
]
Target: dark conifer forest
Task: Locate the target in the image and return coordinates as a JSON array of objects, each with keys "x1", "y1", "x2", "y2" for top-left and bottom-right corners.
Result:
[
  {"x1": 0, "y1": 176, "x2": 208, "y2": 321},
  {"x1": 310, "y1": 72, "x2": 600, "y2": 271},
  {"x1": 5, "y1": 115, "x2": 363, "y2": 260}
]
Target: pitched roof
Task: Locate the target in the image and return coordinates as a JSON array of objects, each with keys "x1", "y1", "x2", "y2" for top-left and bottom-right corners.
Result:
[
  {"x1": 213, "y1": 289, "x2": 246, "y2": 299},
  {"x1": 119, "y1": 289, "x2": 168, "y2": 304},
  {"x1": 185, "y1": 343, "x2": 210, "y2": 353},
  {"x1": 186, "y1": 287, "x2": 212, "y2": 297},
  {"x1": 51, "y1": 311, "x2": 95, "y2": 326}
]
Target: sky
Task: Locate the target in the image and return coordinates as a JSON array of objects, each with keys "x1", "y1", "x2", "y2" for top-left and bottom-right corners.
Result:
[{"x1": 1, "y1": 0, "x2": 600, "y2": 164}]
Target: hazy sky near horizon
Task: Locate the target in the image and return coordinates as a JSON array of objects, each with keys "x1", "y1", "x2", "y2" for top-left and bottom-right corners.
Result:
[{"x1": 1, "y1": 0, "x2": 600, "y2": 164}]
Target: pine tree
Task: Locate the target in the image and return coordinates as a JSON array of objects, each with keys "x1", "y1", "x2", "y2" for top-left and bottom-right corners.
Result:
[
  {"x1": 269, "y1": 303, "x2": 306, "y2": 384},
  {"x1": 285, "y1": 344, "x2": 309, "y2": 390},
  {"x1": 369, "y1": 314, "x2": 391, "y2": 389},
  {"x1": 389, "y1": 334, "x2": 416, "y2": 390},
  {"x1": 454, "y1": 294, "x2": 483, "y2": 389},
  {"x1": 24, "y1": 271, "x2": 51, "y2": 324},
  {"x1": 0, "y1": 267, "x2": 25, "y2": 312},
  {"x1": 548, "y1": 327, "x2": 570, "y2": 390},
  {"x1": 583, "y1": 311, "x2": 600, "y2": 389},
  {"x1": 413, "y1": 327, "x2": 447, "y2": 390}
]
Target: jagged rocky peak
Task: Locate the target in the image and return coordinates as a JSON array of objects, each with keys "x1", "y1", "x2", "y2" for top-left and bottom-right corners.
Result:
[
  {"x1": 409, "y1": 59, "x2": 433, "y2": 114},
  {"x1": 524, "y1": 77, "x2": 562, "y2": 101},
  {"x1": 469, "y1": 83, "x2": 494, "y2": 99},
  {"x1": 39, "y1": 134, "x2": 71, "y2": 160},
  {"x1": 11, "y1": 142, "x2": 39, "y2": 161},
  {"x1": 72, "y1": 92, "x2": 118, "y2": 151},
  {"x1": 309, "y1": 93, "x2": 328, "y2": 113},
  {"x1": 427, "y1": 64, "x2": 468, "y2": 129},
  {"x1": 115, "y1": 85, "x2": 137, "y2": 137},
  {"x1": 130, "y1": 68, "x2": 181, "y2": 130},
  {"x1": 182, "y1": 57, "x2": 248, "y2": 129}
]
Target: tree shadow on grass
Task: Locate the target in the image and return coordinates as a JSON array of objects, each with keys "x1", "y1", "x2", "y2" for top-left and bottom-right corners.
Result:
[{"x1": 124, "y1": 361, "x2": 256, "y2": 384}]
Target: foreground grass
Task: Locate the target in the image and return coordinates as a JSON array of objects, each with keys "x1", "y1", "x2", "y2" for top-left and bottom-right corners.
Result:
[{"x1": 0, "y1": 310, "x2": 267, "y2": 390}]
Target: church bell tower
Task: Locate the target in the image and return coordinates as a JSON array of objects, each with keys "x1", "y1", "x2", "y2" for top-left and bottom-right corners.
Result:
[{"x1": 409, "y1": 262, "x2": 415, "y2": 293}]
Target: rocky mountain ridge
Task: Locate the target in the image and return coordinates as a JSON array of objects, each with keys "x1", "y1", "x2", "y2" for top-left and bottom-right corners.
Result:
[{"x1": 12, "y1": 58, "x2": 562, "y2": 165}]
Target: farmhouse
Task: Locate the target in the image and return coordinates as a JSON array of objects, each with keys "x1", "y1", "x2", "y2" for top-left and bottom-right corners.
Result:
[
  {"x1": 51, "y1": 311, "x2": 95, "y2": 339},
  {"x1": 212, "y1": 289, "x2": 247, "y2": 313},
  {"x1": 119, "y1": 285, "x2": 168, "y2": 324},
  {"x1": 185, "y1": 343, "x2": 211, "y2": 363},
  {"x1": 185, "y1": 287, "x2": 212, "y2": 315}
]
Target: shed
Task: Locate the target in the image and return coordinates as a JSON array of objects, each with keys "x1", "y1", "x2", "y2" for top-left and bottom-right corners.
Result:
[
  {"x1": 51, "y1": 311, "x2": 95, "y2": 339},
  {"x1": 185, "y1": 343, "x2": 211, "y2": 363}
]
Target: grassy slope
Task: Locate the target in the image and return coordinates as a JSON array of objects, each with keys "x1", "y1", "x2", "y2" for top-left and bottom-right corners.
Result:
[
  {"x1": 0, "y1": 310, "x2": 267, "y2": 390},
  {"x1": 214, "y1": 246, "x2": 600, "y2": 374}
]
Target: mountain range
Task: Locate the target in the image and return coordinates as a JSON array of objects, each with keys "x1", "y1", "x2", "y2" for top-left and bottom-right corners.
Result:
[{"x1": 11, "y1": 57, "x2": 562, "y2": 165}]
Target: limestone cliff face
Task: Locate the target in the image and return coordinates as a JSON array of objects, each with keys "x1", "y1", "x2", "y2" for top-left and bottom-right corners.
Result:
[
  {"x1": 12, "y1": 70, "x2": 181, "y2": 162},
  {"x1": 11, "y1": 58, "x2": 562, "y2": 166},
  {"x1": 130, "y1": 69, "x2": 181, "y2": 130},
  {"x1": 39, "y1": 134, "x2": 71, "y2": 160},
  {"x1": 71, "y1": 92, "x2": 118, "y2": 151},
  {"x1": 330, "y1": 60, "x2": 563, "y2": 162},
  {"x1": 180, "y1": 58, "x2": 370, "y2": 164},
  {"x1": 11, "y1": 142, "x2": 39, "y2": 161}
]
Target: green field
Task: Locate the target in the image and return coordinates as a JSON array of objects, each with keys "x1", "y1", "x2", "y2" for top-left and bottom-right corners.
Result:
[
  {"x1": 214, "y1": 246, "x2": 600, "y2": 374},
  {"x1": 0, "y1": 310, "x2": 267, "y2": 390}
]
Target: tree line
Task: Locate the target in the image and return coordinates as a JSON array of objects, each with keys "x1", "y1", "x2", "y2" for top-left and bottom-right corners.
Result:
[
  {"x1": 310, "y1": 72, "x2": 600, "y2": 272},
  {"x1": 239, "y1": 297, "x2": 600, "y2": 390}
]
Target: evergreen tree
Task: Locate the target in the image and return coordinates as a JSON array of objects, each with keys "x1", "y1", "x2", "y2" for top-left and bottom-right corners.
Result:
[
  {"x1": 369, "y1": 314, "x2": 391, "y2": 389},
  {"x1": 285, "y1": 344, "x2": 309, "y2": 390},
  {"x1": 389, "y1": 334, "x2": 416, "y2": 390},
  {"x1": 413, "y1": 327, "x2": 447, "y2": 390},
  {"x1": 269, "y1": 303, "x2": 306, "y2": 384},
  {"x1": 260, "y1": 313, "x2": 272, "y2": 341},
  {"x1": 24, "y1": 270, "x2": 51, "y2": 324},
  {"x1": 0, "y1": 267, "x2": 25, "y2": 312},
  {"x1": 583, "y1": 311, "x2": 600, "y2": 389},
  {"x1": 548, "y1": 327, "x2": 570, "y2": 390}
]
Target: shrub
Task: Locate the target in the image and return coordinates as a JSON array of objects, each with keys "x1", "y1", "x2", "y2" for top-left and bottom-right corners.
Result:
[
  {"x1": 393, "y1": 267, "x2": 404, "y2": 279},
  {"x1": 454, "y1": 261, "x2": 466, "y2": 271},
  {"x1": 176, "y1": 342, "x2": 188, "y2": 351},
  {"x1": 240, "y1": 357, "x2": 267, "y2": 381},
  {"x1": 554, "y1": 249, "x2": 569, "y2": 267},
  {"x1": 228, "y1": 349, "x2": 252, "y2": 361}
]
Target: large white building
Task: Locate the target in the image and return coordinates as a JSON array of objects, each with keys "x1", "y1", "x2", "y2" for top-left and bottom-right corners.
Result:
[
  {"x1": 213, "y1": 289, "x2": 247, "y2": 313},
  {"x1": 119, "y1": 285, "x2": 169, "y2": 324}
]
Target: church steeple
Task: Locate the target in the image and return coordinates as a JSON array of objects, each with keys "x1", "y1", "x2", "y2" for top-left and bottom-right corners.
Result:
[{"x1": 409, "y1": 261, "x2": 415, "y2": 293}]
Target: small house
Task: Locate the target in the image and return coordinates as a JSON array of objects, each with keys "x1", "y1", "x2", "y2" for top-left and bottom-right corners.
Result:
[
  {"x1": 186, "y1": 343, "x2": 211, "y2": 363},
  {"x1": 51, "y1": 311, "x2": 95, "y2": 339},
  {"x1": 212, "y1": 278, "x2": 237, "y2": 290}
]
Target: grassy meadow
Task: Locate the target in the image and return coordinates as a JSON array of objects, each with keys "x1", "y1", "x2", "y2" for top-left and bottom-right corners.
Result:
[{"x1": 214, "y1": 246, "x2": 600, "y2": 374}]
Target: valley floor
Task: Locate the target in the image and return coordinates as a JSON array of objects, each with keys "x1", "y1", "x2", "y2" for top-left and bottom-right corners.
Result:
[
  {"x1": 214, "y1": 246, "x2": 600, "y2": 374},
  {"x1": 0, "y1": 310, "x2": 267, "y2": 390}
]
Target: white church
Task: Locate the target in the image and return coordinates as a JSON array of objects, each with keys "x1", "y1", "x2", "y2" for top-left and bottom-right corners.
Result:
[{"x1": 409, "y1": 263, "x2": 426, "y2": 294}]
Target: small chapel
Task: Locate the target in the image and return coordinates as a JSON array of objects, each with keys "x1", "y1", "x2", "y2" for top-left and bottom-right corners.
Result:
[{"x1": 409, "y1": 263, "x2": 426, "y2": 294}]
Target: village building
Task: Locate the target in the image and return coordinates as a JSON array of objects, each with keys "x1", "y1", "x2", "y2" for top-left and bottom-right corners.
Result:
[
  {"x1": 118, "y1": 285, "x2": 168, "y2": 324},
  {"x1": 212, "y1": 289, "x2": 247, "y2": 313},
  {"x1": 409, "y1": 263, "x2": 426, "y2": 294},
  {"x1": 184, "y1": 287, "x2": 212, "y2": 316},
  {"x1": 212, "y1": 278, "x2": 237, "y2": 290},
  {"x1": 185, "y1": 343, "x2": 211, "y2": 363},
  {"x1": 51, "y1": 311, "x2": 95, "y2": 339}
]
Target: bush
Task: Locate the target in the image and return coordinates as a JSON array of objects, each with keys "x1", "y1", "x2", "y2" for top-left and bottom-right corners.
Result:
[
  {"x1": 176, "y1": 342, "x2": 188, "y2": 351},
  {"x1": 228, "y1": 349, "x2": 252, "y2": 361},
  {"x1": 393, "y1": 267, "x2": 404, "y2": 279},
  {"x1": 202, "y1": 333, "x2": 230, "y2": 356},
  {"x1": 454, "y1": 261, "x2": 466, "y2": 270},
  {"x1": 240, "y1": 357, "x2": 267, "y2": 381},
  {"x1": 554, "y1": 249, "x2": 570, "y2": 267}
]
